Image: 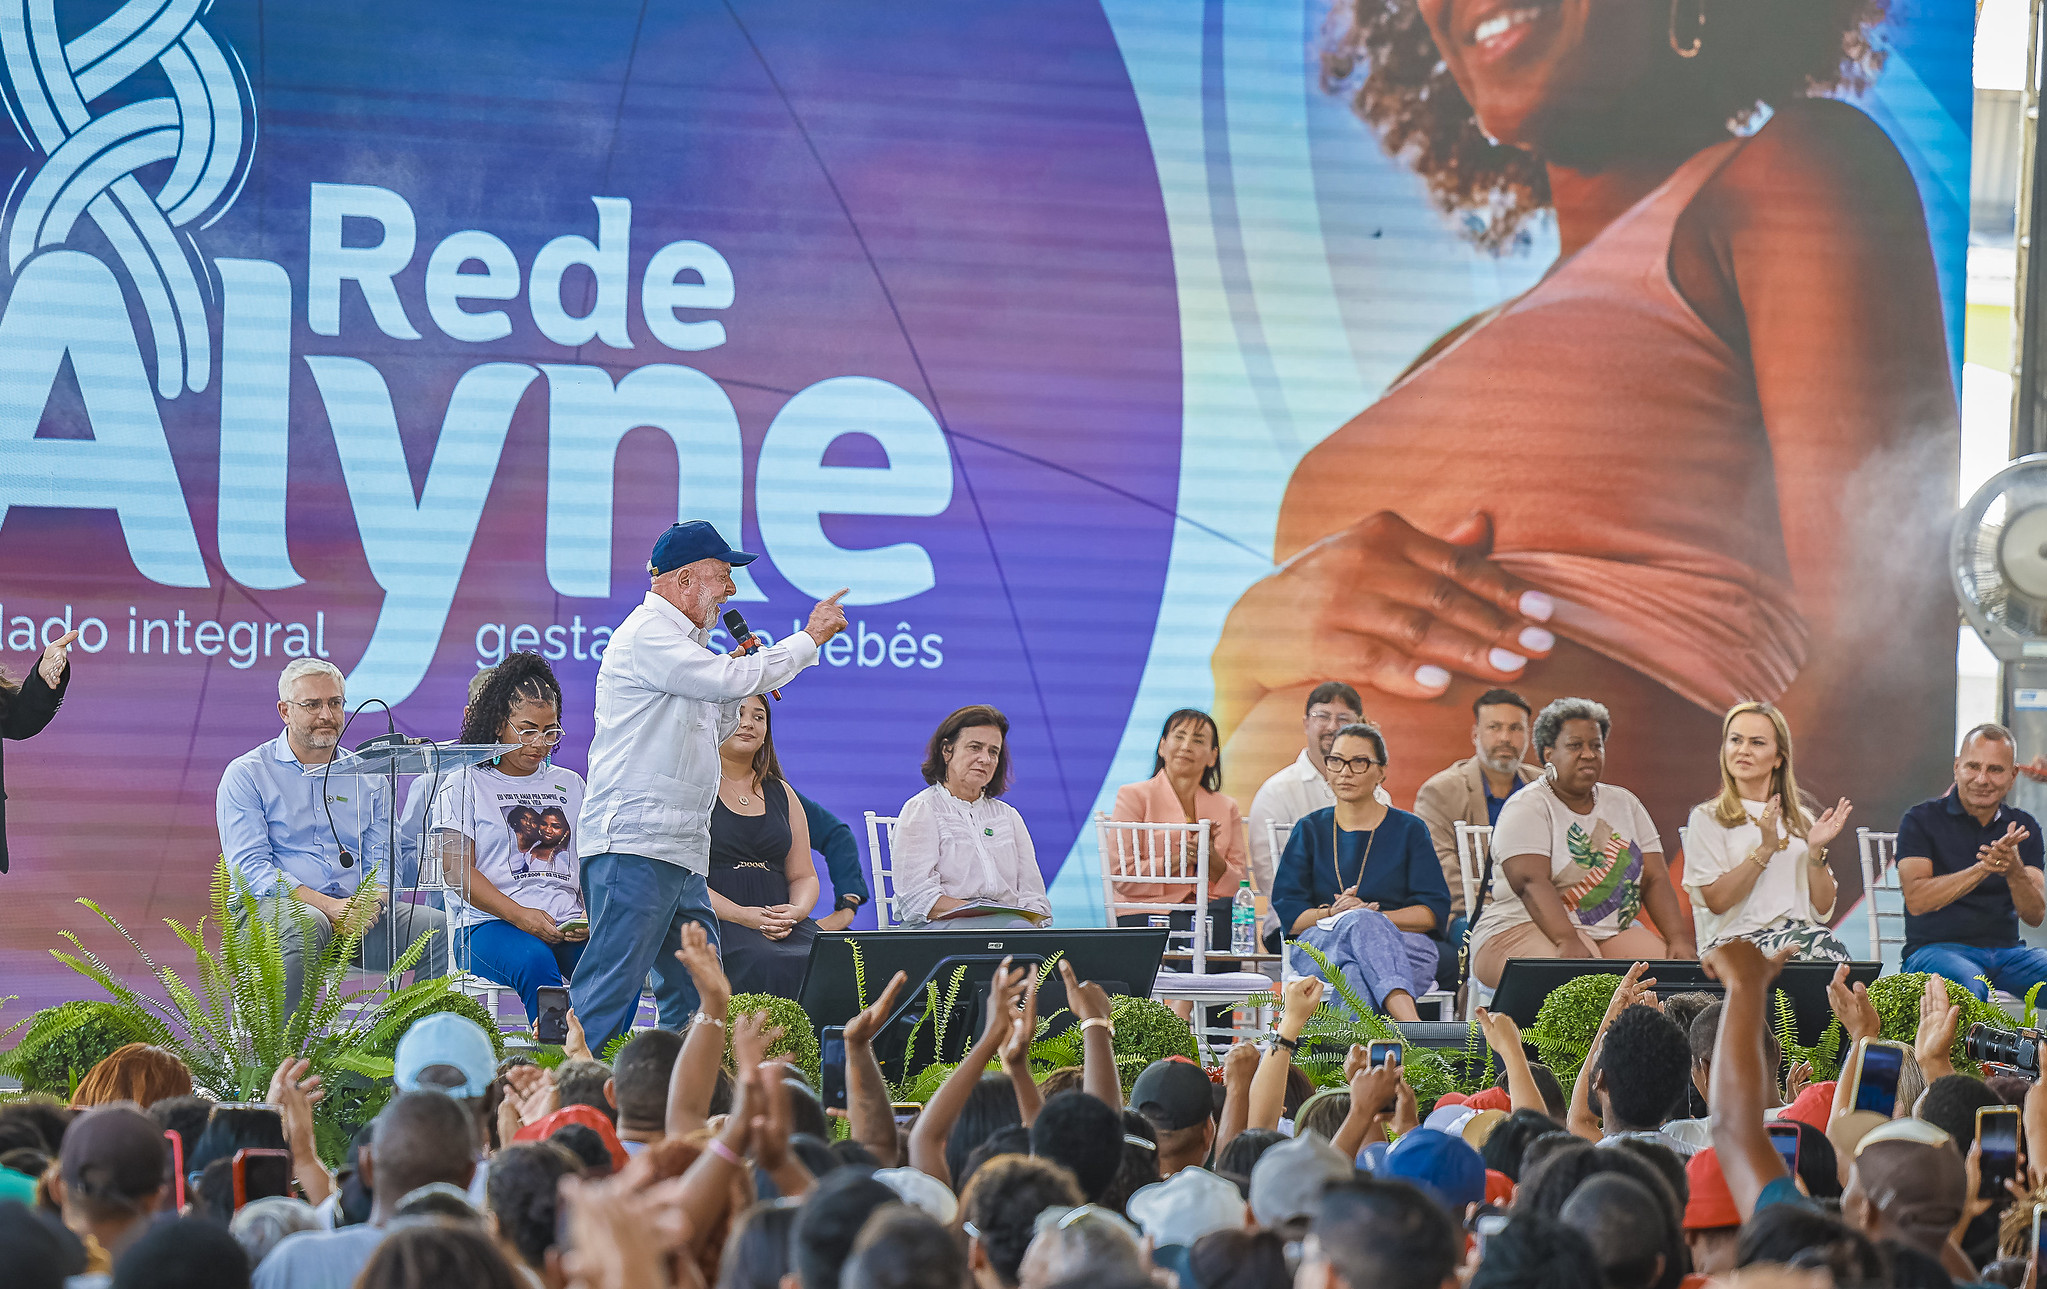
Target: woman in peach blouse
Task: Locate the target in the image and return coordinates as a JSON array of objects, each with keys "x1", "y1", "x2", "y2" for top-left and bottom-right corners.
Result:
[{"x1": 1110, "y1": 708, "x2": 1247, "y2": 956}]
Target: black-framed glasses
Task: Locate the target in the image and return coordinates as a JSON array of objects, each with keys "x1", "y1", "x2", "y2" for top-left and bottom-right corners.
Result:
[{"x1": 1323, "y1": 754, "x2": 1383, "y2": 775}]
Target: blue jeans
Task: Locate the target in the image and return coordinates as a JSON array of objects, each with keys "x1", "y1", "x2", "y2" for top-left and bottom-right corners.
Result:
[
  {"x1": 1902, "y1": 942, "x2": 2047, "y2": 1000},
  {"x1": 571, "y1": 852, "x2": 721, "y2": 1052},
  {"x1": 460, "y1": 920, "x2": 587, "y2": 1023}
]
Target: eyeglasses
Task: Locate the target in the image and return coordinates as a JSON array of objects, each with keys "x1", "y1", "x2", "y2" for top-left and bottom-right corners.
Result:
[
  {"x1": 1305, "y1": 708, "x2": 1358, "y2": 726},
  {"x1": 286, "y1": 697, "x2": 345, "y2": 713},
  {"x1": 1323, "y1": 754, "x2": 1383, "y2": 775},
  {"x1": 510, "y1": 724, "x2": 565, "y2": 745}
]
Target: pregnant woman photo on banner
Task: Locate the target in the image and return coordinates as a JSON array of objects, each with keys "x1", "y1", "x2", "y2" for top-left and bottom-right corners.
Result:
[{"x1": 1214, "y1": 0, "x2": 1960, "y2": 879}]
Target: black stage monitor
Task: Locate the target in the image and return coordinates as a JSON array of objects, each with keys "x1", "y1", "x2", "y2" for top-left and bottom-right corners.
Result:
[
  {"x1": 1488, "y1": 958, "x2": 1880, "y2": 1049},
  {"x1": 796, "y1": 928, "x2": 1170, "y2": 1076}
]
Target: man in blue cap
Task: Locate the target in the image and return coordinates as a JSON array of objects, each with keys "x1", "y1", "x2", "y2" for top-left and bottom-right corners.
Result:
[{"x1": 572, "y1": 520, "x2": 848, "y2": 1050}]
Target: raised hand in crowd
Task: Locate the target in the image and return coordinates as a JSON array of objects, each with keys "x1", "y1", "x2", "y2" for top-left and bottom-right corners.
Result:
[
  {"x1": 842, "y1": 968, "x2": 909, "y2": 1166},
  {"x1": 1333, "y1": 1044, "x2": 1404, "y2": 1159},
  {"x1": 747, "y1": 1058, "x2": 815, "y2": 1199},
  {"x1": 667, "y1": 923, "x2": 734, "y2": 1136},
  {"x1": 910, "y1": 955, "x2": 1027, "y2": 1186},
  {"x1": 1214, "y1": 1039, "x2": 1260, "y2": 1158},
  {"x1": 1475, "y1": 1006, "x2": 1546, "y2": 1117},
  {"x1": 267, "y1": 1056, "x2": 332, "y2": 1205},
  {"x1": 1825, "y1": 961, "x2": 1881, "y2": 1047},
  {"x1": 1251, "y1": 975, "x2": 1323, "y2": 1130},
  {"x1": 503, "y1": 1060, "x2": 561, "y2": 1133},
  {"x1": 1058, "y1": 958, "x2": 1122, "y2": 1109},
  {"x1": 1004, "y1": 966, "x2": 1045, "y2": 1125},
  {"x1": 1704, "y1": 936, "x2": 1797, "y2": 1219},
  {"x1": 565, "y1": 1007, "x2": 595, "y2": 1063},
  {"x1": 1915, "y1": 973, "x2": 1960, "y2": 1082}
]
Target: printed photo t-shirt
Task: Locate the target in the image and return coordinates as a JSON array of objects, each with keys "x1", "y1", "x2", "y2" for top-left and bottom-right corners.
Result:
[
  {"x1": 1472, "y1": 778, "x2": 1660, "y2": 948},
  {"x1": 432, "y1": 764, "x2": 587, "y2": 931}
]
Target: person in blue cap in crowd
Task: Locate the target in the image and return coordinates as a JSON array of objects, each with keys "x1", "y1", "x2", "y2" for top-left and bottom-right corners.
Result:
[
  {"x1": 1382, "y1": 1127, "x2": 1487, "y2": 1221},
  {"x1": 571, "y1": 521, "x2": 849, "y2": 1052}
]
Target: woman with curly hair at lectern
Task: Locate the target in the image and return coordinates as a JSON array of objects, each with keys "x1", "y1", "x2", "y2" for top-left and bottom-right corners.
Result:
[{"x1": 1213, "y1": 0, "x2": 1959, "y2": 887}]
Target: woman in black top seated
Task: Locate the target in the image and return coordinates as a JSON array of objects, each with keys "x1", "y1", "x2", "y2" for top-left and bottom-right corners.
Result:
[{"x1": 708, "y1": 693, "x2": 820, "y2": 998}]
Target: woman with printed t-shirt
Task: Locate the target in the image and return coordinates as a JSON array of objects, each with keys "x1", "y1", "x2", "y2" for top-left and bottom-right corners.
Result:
[
  {"x1": 1683, "y1": 701, "x2": 1853, "y2": 961},
  {"x1": 1468, "y1": 697, "x2": 1696, "y2": 989},
  {"x1": 892, "y1": 704, "x2": 1051, "y2": 929},
  {"x1": 432, "y1": 652, "x2": 588, "y2": 1023},
  {"x1": 707, "y1": 693, "x2": 821, "y2": 997}
]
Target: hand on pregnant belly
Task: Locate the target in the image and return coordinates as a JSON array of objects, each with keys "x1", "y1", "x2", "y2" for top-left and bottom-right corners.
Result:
[{"x1": 1215, "y1": 510, "x2": 1555, "y2": 727}]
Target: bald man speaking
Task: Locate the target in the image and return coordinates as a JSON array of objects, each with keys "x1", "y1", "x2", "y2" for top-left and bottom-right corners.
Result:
[{"x1": 573, "y1": 521, "x2": 848, "y2": 1050}]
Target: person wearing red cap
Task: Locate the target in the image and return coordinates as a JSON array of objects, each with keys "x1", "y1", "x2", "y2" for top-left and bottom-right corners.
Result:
[{"x1": 1681, "y1": 1148, "x2": 1742, "y2": 1276}]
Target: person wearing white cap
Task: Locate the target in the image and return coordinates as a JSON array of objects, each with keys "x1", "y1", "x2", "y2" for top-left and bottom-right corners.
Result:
[
  {"x1": 572, "y1": 520, "x2": 849, "y2": 1053},
  {"x1": 390, "y1": 1010, "x2": 498, "y2": 1206},
  {"x1": 1127, "y1": 1166, "x2": 1248, "y2": 1252}
]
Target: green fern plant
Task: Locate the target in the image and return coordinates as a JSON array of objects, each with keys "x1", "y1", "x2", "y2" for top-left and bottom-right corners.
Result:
[
  {"x1": 36, "y1": 860, "x2": 474, "y2": 1162},
  {"x1": 1772, "y1": 989, "x2": 1844, "y2": 1081},
  {"x1": 2024, "y1": 982, "x2": 2045, "y2": 1030}
]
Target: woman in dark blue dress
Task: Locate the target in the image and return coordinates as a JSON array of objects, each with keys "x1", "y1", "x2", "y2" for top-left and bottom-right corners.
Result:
[
  {"x1": 1272, "y1": 723, "x2": 1449, "y2": 1020},
  {"x1": 707, "y1": 694, "x2": 820, "y2": 998}
]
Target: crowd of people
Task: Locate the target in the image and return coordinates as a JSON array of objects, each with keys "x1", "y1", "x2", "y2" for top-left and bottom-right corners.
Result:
[{"x1": 6, "y1": 929, "x2": 2046, "y2": 1289}]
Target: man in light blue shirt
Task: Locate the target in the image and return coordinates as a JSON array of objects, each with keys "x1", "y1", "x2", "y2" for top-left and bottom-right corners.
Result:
[{"x1": 217, "y1": 659, "x2": 446, "y2": 1012}]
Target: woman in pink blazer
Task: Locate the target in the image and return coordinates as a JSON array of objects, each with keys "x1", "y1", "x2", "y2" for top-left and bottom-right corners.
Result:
[{"x1": 1110, "y1": 709, "x2": 1247, "y2": 957}]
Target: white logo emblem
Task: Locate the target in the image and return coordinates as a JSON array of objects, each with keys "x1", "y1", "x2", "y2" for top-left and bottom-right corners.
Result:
[{"x1": 0, "y1": 0, "x2": 254, "y2": 398}]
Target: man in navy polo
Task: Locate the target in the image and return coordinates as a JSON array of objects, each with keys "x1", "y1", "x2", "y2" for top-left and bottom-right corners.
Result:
[{"x1": 1897, "y1": 722, "x2": 2047, "y2": 998}]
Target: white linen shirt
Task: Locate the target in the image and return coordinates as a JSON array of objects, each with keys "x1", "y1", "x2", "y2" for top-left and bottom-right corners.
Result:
[
  {"x1": 891, "y1": 784, "x2": 1050, "y2": 923},
  {"x1": 577, "y1": 592, "x2": 818, "y2": 873}
]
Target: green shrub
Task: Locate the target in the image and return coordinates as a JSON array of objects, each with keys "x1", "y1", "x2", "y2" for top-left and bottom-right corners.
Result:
[
  {"x1": 729, "y1": 994, "x2": 822, "y2": 1086},
  {"x1": 0, "y1": 1001, "x2": 153, "y2": 1097},
  {"x1": 1866, "y1": 972, "x2": 2011, "y2": 1074}
]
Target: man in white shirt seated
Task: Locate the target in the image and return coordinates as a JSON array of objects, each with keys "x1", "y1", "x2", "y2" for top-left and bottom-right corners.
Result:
[
  {"x1": 217, "y1": 659, "x2": 447, "y2": 1013},
  {"x1": 1246, "y1": 682, "x2": 1362, "y2": 947}
]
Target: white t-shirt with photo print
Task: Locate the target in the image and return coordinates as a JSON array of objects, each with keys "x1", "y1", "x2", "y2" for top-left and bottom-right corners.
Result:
[{"x1": 432, "y1": 763, "x2": 587, "y2": 932}]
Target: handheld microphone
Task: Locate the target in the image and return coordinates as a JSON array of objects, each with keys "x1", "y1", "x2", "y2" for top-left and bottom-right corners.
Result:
[{"x1": 722, "y1": 610, "x2": 782, "y2": 700}]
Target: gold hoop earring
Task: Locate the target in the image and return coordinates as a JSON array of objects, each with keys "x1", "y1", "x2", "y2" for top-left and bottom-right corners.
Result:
[{"x1": 1668, "y1": 0, "x2": 1704, "y2": 57}]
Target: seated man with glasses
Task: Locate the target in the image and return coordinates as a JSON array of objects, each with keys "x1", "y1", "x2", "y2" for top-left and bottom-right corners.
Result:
[
  {"x1": 1271, "y1": 723, "x2": 1449, "y2": 1021},
  {"x1": 429, "y1": 651, "x2": 588, "y2": 1023},
  {"x1": 217, "y1": 659, "x2": 448, "y2": 1014}
]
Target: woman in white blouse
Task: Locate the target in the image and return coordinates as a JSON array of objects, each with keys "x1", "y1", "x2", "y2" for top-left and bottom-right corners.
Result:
[
  {"x1": 892, "y1": 704, "x2": 1051, "y2": 928},
  {"x1": 1683, "y1": 701, "x2": 1853, "y2": 960}
]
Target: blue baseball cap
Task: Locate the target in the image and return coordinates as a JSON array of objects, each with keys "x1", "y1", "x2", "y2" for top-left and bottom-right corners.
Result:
[
  {"x1": 393, "y1": 1011, "x2": 497, "y2": 1099},
  {"x1": 648, "y1": 520, "x2": 758, "y2": 575},
  {"x1": 1384, "y1": 1127, "x2": 1485, "y2": 1213}
]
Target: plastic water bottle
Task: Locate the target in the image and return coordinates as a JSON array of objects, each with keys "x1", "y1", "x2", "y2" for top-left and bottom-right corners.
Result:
[{"x1": 1231, "y1": 880, "x2": 1257, "y2": 955}]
